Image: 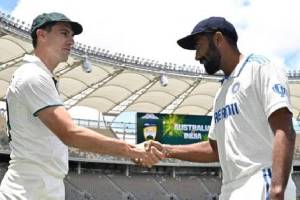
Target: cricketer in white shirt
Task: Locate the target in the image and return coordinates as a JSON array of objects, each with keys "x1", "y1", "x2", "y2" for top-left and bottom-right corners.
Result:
[
  {"x1": 209, "y1": 53, "x2": 296, "y2": 199},
  {"x1": 0, "y1": 54, "x2": 67, "y2": 199}
]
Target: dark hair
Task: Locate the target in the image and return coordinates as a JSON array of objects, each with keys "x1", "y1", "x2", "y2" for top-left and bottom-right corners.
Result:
[
  {"x1": 31, "y1": 22, "x2": 57, "y2": 48},
  {"x1": 222, "y1": 32, "x2": 238, "y2": 50},
  {"x1": 203, "y1": 30, "x2": 238, "y2": 51}
]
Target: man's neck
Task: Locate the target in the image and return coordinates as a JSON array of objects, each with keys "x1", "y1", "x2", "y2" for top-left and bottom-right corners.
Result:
[
  {"x1": 222, "y1": 51, "x2": 242, "y2": 76},
  {"x1": 33, "y1": 49, "x2": 58, "y2": 73}
]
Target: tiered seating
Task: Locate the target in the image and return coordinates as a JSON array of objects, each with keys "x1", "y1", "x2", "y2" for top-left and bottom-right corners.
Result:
[
  {"x1": 64, "y1": 180, "x2": 86, "y2": 200},
  {"x1": 66, "y1": 171, "x2": 123, "y2": 200},
  {"x1": 0, "y1": 115, "x2": 9, "y2": 151},
  {"x1": 294, "y1": 135, "x2": 300, "y2": 160},
  {"x1": 154, "y1": 175, "x2": 213, "y2": 200},
  {"x1": 0, "y1": 116, "x2": 5, "y2": 130},
  {"x1": 0, "y1": 163, "x2": 8, "y2": 180},
  {"x1": 200, "y1": 175, "x2": 222, "y2": 195},
  {"x1": 109, "y1": 174, "x2": 168, "y2": 200},
  {"x1": 68, "y1": 147, "x2": 128, "y2": 162},
  {"x1": 293, "y1": 174, "x2": 300, "y2": 197}
]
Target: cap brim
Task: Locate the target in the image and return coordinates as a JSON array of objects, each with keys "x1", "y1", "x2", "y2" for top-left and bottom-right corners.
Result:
[
  {"x1": 69, "y1": 21, "x2": 83, "y2": 35},
  {"x1": 177, "y1": 33, "x2": 199, "y2": 50}
]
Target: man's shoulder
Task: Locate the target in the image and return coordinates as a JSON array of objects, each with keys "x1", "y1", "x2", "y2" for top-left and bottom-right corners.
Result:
[
  {"x1": 244, "y1": 54, "x2": 287, "y2": 83},
  {"x1": 246, "y1": 53, "x2": 283, "y2": 73},
  {"x1": 16, "y1": 61, "x2": 48, "y2": 79},
  {"x1": 12, "y1": 62, "x2": 52, "y2": 90},
  {"x1": 246, "y1": 54, "x2": 271, "y2": 66}
]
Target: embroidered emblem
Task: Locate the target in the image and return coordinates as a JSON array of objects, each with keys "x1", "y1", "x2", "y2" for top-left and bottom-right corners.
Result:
[
  {"x1": 272, "y1": 84, "x2": 286, "y2": 97},
  {"x1": 232, "y1": 82, "x2": 240, "y2": 94}
]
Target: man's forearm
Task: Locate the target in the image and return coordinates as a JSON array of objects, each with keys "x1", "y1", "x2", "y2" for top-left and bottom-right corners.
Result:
[
  {"x1": 67, "y1": 126, "x2": 135, "y2": 157},
  {"x1": 271, "y1": 129, "x2": 295, "y2": 198},
  {"x1": 164, "y1": 140, "x2": 219, "y2": 163}
]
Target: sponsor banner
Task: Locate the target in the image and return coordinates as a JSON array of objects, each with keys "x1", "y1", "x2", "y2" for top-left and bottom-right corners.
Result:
[{"x1": 136, "y1": 112, "x2": 212, "y2": 144}]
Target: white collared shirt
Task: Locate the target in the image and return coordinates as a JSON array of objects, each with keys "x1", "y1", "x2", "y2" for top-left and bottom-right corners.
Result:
[
  {"x1": 209, "y1": 54, "x2": 292, "y2": 184},
  {"x1": 6, "y1": 54, "x2": 68, "y2": 178}
]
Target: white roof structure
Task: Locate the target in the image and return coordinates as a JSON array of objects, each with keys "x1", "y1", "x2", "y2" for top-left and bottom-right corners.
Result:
[{"x1": 0, "y1": 12, "x2": 299, "y2": 121}]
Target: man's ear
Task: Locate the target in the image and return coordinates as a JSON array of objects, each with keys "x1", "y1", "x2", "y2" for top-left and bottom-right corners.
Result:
[
  {"x1": 213, "y1": 31, "x2": 224, "y2": 47},
  {"x1": 36, "y1": 29, "x2": 47, "y2": 41}
]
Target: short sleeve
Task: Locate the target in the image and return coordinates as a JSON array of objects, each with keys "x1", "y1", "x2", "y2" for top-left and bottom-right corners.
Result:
[
  {"x1": 255, "y1": 62, "x2": 292, "y2": 118},
  {"x1": 18, "y1": 72, "x2": 63, "y2": 116},
  {"x1": 208, "y1": 103, "x2": 217, "y2": 140}
]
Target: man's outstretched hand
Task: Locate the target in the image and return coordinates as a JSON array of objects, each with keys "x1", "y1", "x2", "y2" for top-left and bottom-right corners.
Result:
[{"x1": 131, "y1": 141, "x2": 163, "y2": 167}]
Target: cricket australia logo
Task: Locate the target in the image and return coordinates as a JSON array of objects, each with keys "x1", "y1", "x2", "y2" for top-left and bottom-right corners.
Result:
[{"x1": 272, "y1": 84, "x2": 286, "y2": 97}]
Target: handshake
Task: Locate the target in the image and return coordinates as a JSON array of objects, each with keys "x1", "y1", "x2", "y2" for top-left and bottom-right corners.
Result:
[{"x1": 130, "y1": 140, "x2": 170, "y2": 168}]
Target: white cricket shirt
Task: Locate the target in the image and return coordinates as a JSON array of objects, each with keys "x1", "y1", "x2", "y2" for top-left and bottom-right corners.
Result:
[
  {"x1": 6, "y1": 54, "x2": 68, "y2": 178},
  {"x1": 209, "y1": 54, "x2": 292, "y2": 184}
]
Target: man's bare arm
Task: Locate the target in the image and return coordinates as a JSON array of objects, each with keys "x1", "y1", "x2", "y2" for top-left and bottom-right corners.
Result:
[
  {"x1": 37, "y1": 106, "x2": 162, "y2": 167},
  {"x1": 269, "y1": 108, "x2": 295, "y2": 200}
]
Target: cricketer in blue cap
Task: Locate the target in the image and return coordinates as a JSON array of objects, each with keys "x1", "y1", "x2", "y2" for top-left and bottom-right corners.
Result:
[
  {"x1": 143, "y1": 16, "x2": 296, "y2": 200},
  {"x1": 177, "y1": 17, "x2": 238, "y2": 50}
]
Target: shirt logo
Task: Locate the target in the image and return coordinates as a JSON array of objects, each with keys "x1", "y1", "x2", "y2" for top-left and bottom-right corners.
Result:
[
  {"x1": 232, "y1": 82, "x2": 240, "y2": 94},
  {"x1": 214, "y1": 102, "x2": 239, "y2": 124},
  {"x1": 272, "y1": 84, "x2": 286, "y2": 97}
]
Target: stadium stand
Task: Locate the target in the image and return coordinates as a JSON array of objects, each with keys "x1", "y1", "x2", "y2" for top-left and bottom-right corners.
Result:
[
  {"x1": 0, "y1": 152, "x2": 224, "y2": 200},
  {"x1": 0, "y1": 163, "x2": 8, "y2": 181},
  {"x1": 1, "y1": 131, "x2": 300, "y2": 199},
  {"x1": 66, "y1": 171, "x2": 123, "y2": 200},
  {"x1": 154, "y1": 175, "x2": 215, "y2": 200},
  {"x1": 199, "y1": 175, "x2": 222, "y2": 195},
  {"x1": 0, "y1": 115, "x2": 5, "y2": 129},
  {"x1": 293, "y1": 174, "x2": 300, "y2": 198},
  {"x1": 295, "y1": 135, "x2": 300, "y2": 160},
  {"x1": 0, "y1": 115, "x2": 9, "y2": 151},
  {"x1": 64, "y1": 180, "x2": 86, "y2": 200},
  {"x1": 108, "y1": 174, "x2": 168, "y2": 200}
]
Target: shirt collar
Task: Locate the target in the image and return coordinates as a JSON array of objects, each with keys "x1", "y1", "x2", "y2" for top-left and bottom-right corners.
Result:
[
  {"x1": 23, "y1": 54, "x2": 54, "y2": 78},
  {"x1": 221, "y1": 53, "x2": 253, "y2": 84},
  {"x1": 228, "y1": 53, "x2": 253, "y2": 78}
]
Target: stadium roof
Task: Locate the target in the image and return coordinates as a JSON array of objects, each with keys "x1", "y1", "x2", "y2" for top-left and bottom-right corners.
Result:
[{"x1": 0, "y1": 12, "x2": 299, "y2": 120}]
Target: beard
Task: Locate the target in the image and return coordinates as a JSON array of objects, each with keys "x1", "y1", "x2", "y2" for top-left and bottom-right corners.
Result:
[{"x1": 202, "y1": 40, "x2": 221, "y2": 75}]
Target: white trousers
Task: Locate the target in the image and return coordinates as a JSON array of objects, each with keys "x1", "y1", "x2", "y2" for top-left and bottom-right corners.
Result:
[
  {"x1": 0, "y1": 163, "x2": 65, "y2": 200},
  {"x1": 220, "y1": 168, "x2": 296, "y2": 200}
]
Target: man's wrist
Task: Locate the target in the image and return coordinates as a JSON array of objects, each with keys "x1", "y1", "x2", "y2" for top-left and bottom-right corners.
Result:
[{"x1": 163, "y1": 144, "x2": 172, "y2": 158}]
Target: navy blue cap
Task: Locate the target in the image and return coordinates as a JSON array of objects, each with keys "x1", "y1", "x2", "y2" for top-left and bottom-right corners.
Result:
[
  {"x1": 177, "y1": 17, "x2": 238, "y2": 50},
  {"x1": 31, "y1": 12, "x2": 83, "y2": 36}
]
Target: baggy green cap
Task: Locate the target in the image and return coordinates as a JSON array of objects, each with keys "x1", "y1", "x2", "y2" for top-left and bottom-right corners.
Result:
[{"x1": 30, "y1": 12, "x2": 83, "y2": 36}]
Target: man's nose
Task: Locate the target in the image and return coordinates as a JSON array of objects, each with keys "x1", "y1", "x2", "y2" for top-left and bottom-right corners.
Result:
[{"x1": 68, "y1": 36, "x2": 74, "y2": 46}]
